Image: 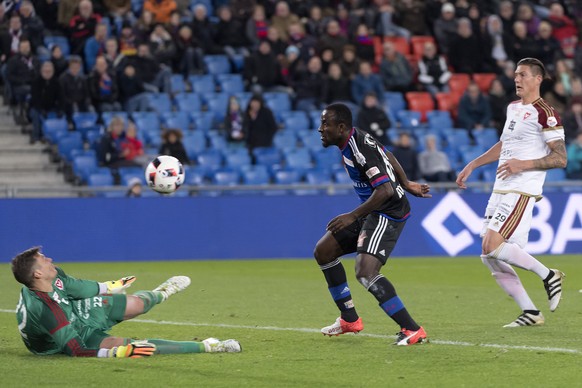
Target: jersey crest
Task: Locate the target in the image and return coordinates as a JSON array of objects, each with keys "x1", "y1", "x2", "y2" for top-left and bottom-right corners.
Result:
[{"x1": 55, "y1": 279, "x2": 64, "y2": 290}]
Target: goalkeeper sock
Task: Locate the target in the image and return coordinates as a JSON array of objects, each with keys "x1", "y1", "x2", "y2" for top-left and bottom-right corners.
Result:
[
  {"x1": 146, "y1": 339, "x2": 205, "y2": 354},
  {"x1": 134, "y1": 291, "x2": 164, "y2": 313},
  {"x1": 366, "y1": 275, "x2": 420, "y2": 331},
  {"x1": 320, "y1": 259, "x2": 359, "y2": 322}
]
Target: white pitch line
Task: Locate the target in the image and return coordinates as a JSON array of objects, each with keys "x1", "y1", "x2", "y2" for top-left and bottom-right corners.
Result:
[{"x1": 2, "y1": 309, "x2": 579, "y2": 355}]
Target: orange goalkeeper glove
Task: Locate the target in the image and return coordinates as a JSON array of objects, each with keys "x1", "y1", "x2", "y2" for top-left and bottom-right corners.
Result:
[
  {"x1": 104, "y1": 276, "x2": 137, "y2": 294},
  {"x1": 107, "y1": 341, "x2": 156, "y2": 358}
]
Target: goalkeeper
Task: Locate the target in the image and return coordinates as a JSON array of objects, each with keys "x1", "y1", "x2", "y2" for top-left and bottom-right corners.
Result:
[{"x1": 11, "y1": 247, "x2": 241, "y2": 358}]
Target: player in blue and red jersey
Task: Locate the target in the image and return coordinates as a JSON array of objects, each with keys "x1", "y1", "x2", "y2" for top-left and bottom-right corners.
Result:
[{"x1": 315, "y1": 103, "x2": 431, "y2": 346}]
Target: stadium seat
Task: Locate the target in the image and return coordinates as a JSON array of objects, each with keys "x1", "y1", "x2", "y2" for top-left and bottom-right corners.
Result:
[
  {"x1": 280, "y1": 111, "x2": 310, "y2": 131},
  {"x1": 546, "y1": 168, "x2": 566, "y2": 181},
  {"x1": 384, "y1": 36, "x2": 410, "y2": 55},
  {"x1": 134, "y1": 114, "x2": 161, "y2": 133},
  {"x1": 383, "y1": 92, "x2": 407, "y2": 118},
  {"x1": 212, "y1": 169, "x2": 241, "y2": 186},
  {"x1": 145, "y1": 93, "x2": 172, "y2": 113},
  {"x1": 161, "y1": 111, "x2": 190, "y2": 132},
  {"x1": 252, "y1": 147, "x2": 282, "y2": 167},
  {"x1": 445, "y1": 129, "x2": 471, "y2": 149},
  {"x1": 308, "y1": 110, "x2": 322, "y2": 128},
  {"x1": 57, "y1": 133, "x2": 84, "y2": 162},
  {"x1": 273, "y1": 169, "x2": 302, "y2": 187},
  {"x1": 284, "y1": 148, "x2": 313, "y2": 174},
  {"x1": 273, "y1": 130, "x2": 299, "y2": 151},
  {"x1": 224, "y1": 149, "x2": 252, "y2": 170},
  {"x1": 189, "y1": 75, "x2": 216, "y2": 94},
  {"x1": 190, "y1": 111, "x2": 214, "y2": 132},
  {"x1": 183, "y1": 131, "x2": 207, "y2": 159},
  {"x1": 449, "y1": 74, "x2": 471, "y2": 96},
  {"x1": 42, "y1": 118, "x2": 69, "y2": 144},
  {"x1": 44, "y1": 36, "x2": 70, "y2": 56},
  {"x1": 174, "y1": 93, "x2": 202, "y2": 112},
  {"x1": 204, "y1": 55, "x2": 231, "y2": 75},
  {"x1": 118, "y1": 167, "x2": 145, "y2": 186},
  {"x1": 207, "y1": 132, "x2": 228, "y2": 149},
  {"x1": 205, "y1": 93, "x2": 229, "y2": 122},
  {"x1": 88, "y1": 171, "x2": 114, "y2": 187},
  {"x1": 410, "y1": 36, "x2": 436, "y2": 60},
  {"x1": 472, "y1": 73, "x2": 497, "y2": 94},
  {"x1": 216, "y1": 74, "x2": 244, "y2": 93},
  {"x1": 396, "y1": 110, "x2": 422, "y2": 128},
  {"x1": 72, "y1": 155, "x2": 98, "y2": 183},
  {"x1": 263, "y1": 92, "x2": 292, "y2": 113},
  {"x1": 312, "y1": 147, "x2": 341, "y2": 170},
  {"x1": 305, "y1": 168, "x2": 333, "y2": 185},
  {"x1": 232, "y1": 92, "x2": 252, "y2": 111},
  {"x1": 474, "y1": 128, "x2": 499, "y2": 148},
  {"x1": 298, "y1": 130, "x2": 323, "y2": 150},
  {"x1": 426, "y1": 110, "x2": 453, "y2": 130},
  {"x1": 405, "y1": 92, "x2": 434, "y2": 122},
  {"x1": 72, "y1": 112, "x2": 99, "y2": 135},
  {"x1": 170, "y1": 74, "x2": 186, "y2": 94},
  {"x1": 435, "y1": 92, "x2": 457, "y2": 113},
  {"x1": 195, "y1": 149, "x2": 223, "y2": 170}
]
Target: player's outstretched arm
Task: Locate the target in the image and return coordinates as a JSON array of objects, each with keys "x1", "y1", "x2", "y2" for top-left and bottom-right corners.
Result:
[
  {"x1": 384, "y1": 149, "x2": 431, "y2": 198},
  {"x1": 101, "y1": 276, "x2": 137, "y2": 294},
  {"x1": 457, "y1": 141, "x2": 502, "y2": 188}
]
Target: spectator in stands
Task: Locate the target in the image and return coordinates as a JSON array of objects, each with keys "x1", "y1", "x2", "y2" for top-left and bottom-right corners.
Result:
[
  {"x1": 19, "y1": 1, "x2": 46, "y2": 56},
  {"x1": 554, "y1": 59, "x2": 574, "y2": 96},
  {"x1": 483, "y1": 14, "x2": 513, "y2": 71},
  {"x1": 270, "y1": 1, "x2": 300, "y2": 42},
  {"x1": 6, "y1": 39, "x2": 39, "y2": 111},
  {"x1": 118, "y1": 64, "x2": 148, "y2": 115},
  {"x1": 29, "y1": 61, "x2": 62, "y2": 144},
  {"x1": 191, "y1": 4, "x2": 218, "y2": 55},
  {"x1": 457, "y1": 81, "x2": 491, "y2": 133},
  {"x1": 243, "y1": 95, "x2": 278, "y2": 153},
  {"x1": 280, "y1": 45, "x2": 303, "y2": 87},
  {"x1": 322, "y1": 61, "x2": 353, "y2": 106},
  {"x1": 103, "y1": 0, "x2": 132, "y2": 22},
  {"x1": 131, "y1": 43, "x2": 171, "y2": 94},
  {"x1": 303, "y1": 5, "x2": 328, "y2": 38},
  {"x1": 243, "y1": 40, "x2": 284, "y2": 95},
  {"x1": 69, "y1": 0, "x2": 102, "y2": 56},
  {"x1": 266, "y1": 26, "x2": 287, "y2": 60},
  {"x1": 319, "y1": 47, "x2": 333, "y2": 76},
  {"x1": 418, "y1": 134, "x2": 456, "y2": 182},
  {"x1": 433, "y1": 2, "x2": 457, "y2": 54},
  {"x1": 245, "y1": 4, "x2": 268, "y2": 49},
  {"x1": 84, "y1": 23, "x2": 109, "y2": 73},
  {"x1": 223, "y1": 96, "x2": 245, "y2": 145},
  {"x1": 317, "y1": 19, "x2": 348, "y2": 60},
  {"x1": 372, "y1": 0, "x2": 411, "y2": 41},
  {"x1": 159, "y1": 128, "x2": 189, "y2": 164},
  {"x1": 98, "y1": 116, "x2": 139, "y2": 173},
  {"x1": 60, "y1": 55, "x2": 94, "y2": 121},
  {"x1": 0, "y1": 15, "x2": 24, "y2": 63},
  {"x1": 126, "y1": 177, "x2": 143, "y2": 197},
  {"x1": 166, "y1": 10, "x2": 181, "y2": 38},
  {"x1": 36, "y1": 0, "x2": 59, "y2": 34},
  {"x1": 50, "y1": 45, "x2": 68, "y2": 78},
  {"x1": 104, "y1": 37, "x2": 127, "y2": 73},
  {"x1": 449, "y1": 17, "x2": 491, "y2": 74},
  {"x1": 119, "y1": 22, "x2": 137, "y2": 56},
  {"x1": 339, "y1": 45, "x2": 360, "y2": 80},
  {"x1": 352, "y1": 24, "x2": 375, "y2": 65},
  {"x1": 135, "y1": 10, "x2": 155, "y2": 43},
  {"x1": 418, "y1": 41, "x2": 451, "y2": 97},
  {"x1": 498, "y1": 60, "x2": 517, "y2": 99},
  {"x1": 394, "y1": 0, "x2": 428, "y2": 36},
  {"x1": 391, "y1": 131, "x2": 419, "y2": 180},
  {"x1": 143, "y1": 0, "x2": 176, "y2": 24},
  {"x1": 542, "y1": 80, "x2": 568, "y2": 119},
  {"x1": 510, "y1": 21, "x2": 539, "y2": 63},
  {"x1": 535, "y1": 21, "x2": 561, "y2": 72},
  {"x1": 351, "y1": 60, "x2": 385, "y2": 106},
  {"x1": 120, "y1": 121, "x2": 147, "y2": 165},
  {"x1": 335, "y1": 4, "x2": 355, "y2": 38},
  {"x1": 498, "y1": 0, "x2": 516, "y2": 37},
  {"x1": 563, "y1": 98, "x2": 582, "y2": 143},
  {"x1": 356, "y1": 91, "x2": 391, "y2": 146},
  {"x1": 379, "y1": 41, "x2": 414, "y2": 93},
  {"x1": 516, "y1": 3, "x2": 540, "y2": 37},
  {"x1": 566, "y1": 130, "x2": 582, "y2": 179},
  {"x1": 287, "y1": 21, "x2": 317, "y2": 64},
  {"x1": 148, "y1": 23, "x2": 176, "y2": 69},
  {"x1": 293, "y1": 55, "x2": 325, "y2": 112},
  {"x1": 58, "y1": 0, "x2": 80, "y2": 30},
  {"x1": 488, "y1": 78, "x2": 510, "y2": 136},
  {"x1": 213, "y1": 5, "x2": 250, "y2": 61},
  {"x1": 173, "y1": 24, "x2": 205, "y2": 77},
  {"x1": 574, "y1": 42, "x2": 582, "y2": 76},
  {"x1": 88, "y1": 55, "x2": 121, "y2": 113}
]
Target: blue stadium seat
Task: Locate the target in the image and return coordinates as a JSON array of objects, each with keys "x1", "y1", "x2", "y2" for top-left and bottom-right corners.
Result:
[
  {"x1": 204, "y1": 55, "x2": 231, "y2": 75},
  {"x1": 284, "y1": 148, "x2": 313, "y2": 174},
  {"x1": 308, "y1": 110, "x2": 322, "y2": 128},
  {"x1": 190, "y1": 111, "x2": 214, "y2": 132},
  {"x1": 174, "y1": 93, "x2": 202, "y2": 112},
  {"x1": 205, "y1": 93, "x2": 229, "y2": 122},
  {"x1": 280, "y1": 111, "x2": 310, "y2": 131},
  {"x1": 88, "y1": 171, "x2": 114, "y2": 187},
  {"x1": 183, "y1": 131, "x2": 207, "y2": 159},
  {"x1": 101, "y1": 112, "x2": 129, "y2": 128},
  {"x1": 134, "y1": 114, "x2": 161, "y2": 133},
  {"x1": 224, "y1": 149, "x2": 252, "y2": 170},
  {"x1": 58, "y1": 134, "x2": 84, "y2": 162},
  {"x1": 298, "y1": 130, "x2": 323, "y2": 150},
  {"x1": 118, "y1": 167, "x2": 145, "y2": 186},
  {"x1": 189, "y1": 74, "x2": 216, "y2": 94},
  {"x1": 161, "y1": 111, "x2": 190, "y2": 132},
  {"x1": 216, "y1": 74, "x2": 244, "y2": 93},
  {"x1": 305, "y1": 169, "x2": 333, "y2": 185},
  {"x1": 72, "y1": 155, "x2": 98, "y2": 183},
  {"x1": 253, "y1": 147, "x2": 282, "y2": 166},
  {"x1": 273, "y1": 130, "x2": 298, "y2": 151},
  {"x1": 313, "y1": 147, "x2": 342, "y2": 170},
  {"x1": 145, "y1": 93, "x2": 172, "y2": 113},
  {"x1": 474, "y1": 128, "x2": 499, "y2": 149},
  {"x1": 396, "y1": 110, "x2": 422, "y2": 128},
  {"x1": 212, "y1": 169, "x2": 241, "y2": 186},
  {"x1": 207, "y1": 133, "x2": 227, "y2": 149},
  {"x1": 85, "y1": 130, "x2": 101, "y2": 150},
  {"x1": 546, "y1": 168, "x2": 566, "y2": 181},
  {"x1": 72, "y1": 112, "x2": 99, "y2": 136},
  {"x1": 170, "y1": 74, "x2": 186, "y2": 94},
  {"x1": 43, "y1": 118, "x2": 68, "y2": 144},
  {"x1": 189, "y1": 0, "x2": 213, "y2": 16},
  {"x1": 426, "y1": 110, "x2": 453, "y2": 130},
  {"x1": 383, "y1": 92, "x2": 406, "y2": 118},
  {"x1": 44, "y1": 36, "x2": 70, "y2": 56},
  {"x1": 263, "y1": 92, "x2": 292, "y2": 113},
  {"x1": 232, "y1": 92, "x2": 252, "y2": 111},
  {"x1": 195, "y1": 149, "x2": 223, "y2": 170},
  {"x1": 185, "y1": 167, "x2": 207, "y2": 186},
  {"x1": 273, "y1": 169, "x2": 302, "y2": 186},
  {"x1": 445, "y1": 129, "x2": 471, "y2": 148},
  {"x1": 241, "y1": 165, "x2": 270, "y2": 185}
]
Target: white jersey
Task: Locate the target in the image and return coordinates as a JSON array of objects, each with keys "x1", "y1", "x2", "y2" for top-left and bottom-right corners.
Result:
[{"x1": 493, "y1": 98, "x2": 565, "y2": 196}]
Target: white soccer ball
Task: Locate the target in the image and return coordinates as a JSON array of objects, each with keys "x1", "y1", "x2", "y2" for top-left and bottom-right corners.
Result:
[{"x1": 145, "y1": 155, "x2": 185, "y2": 194}]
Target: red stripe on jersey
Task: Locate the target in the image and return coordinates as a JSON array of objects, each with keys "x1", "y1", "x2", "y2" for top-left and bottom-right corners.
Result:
[
  {"x1": 35, "y1": 291, "x2": 70, "y2": 334},
  {"x1": 371, "y1": 175, "x2": 389, "y2": 187},
  {"x1": 67, "y1": 338, "x2": 97, "y2": 357}
]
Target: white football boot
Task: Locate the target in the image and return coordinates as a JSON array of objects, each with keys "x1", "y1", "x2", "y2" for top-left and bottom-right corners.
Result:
[
  {"x1": 153, "y1": 276, "x2": 191, "y2": 301},
  {"x1": 503, "y1": 311, "x2": 545, "y2": 328},
  {"x1": 202, "y1": 338, "x2": 242, "y2": 353}
]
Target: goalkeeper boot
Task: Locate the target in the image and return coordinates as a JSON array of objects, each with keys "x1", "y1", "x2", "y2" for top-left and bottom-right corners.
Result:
[
  {"x1": 321, "y1": 317, "x2": 364, "y2": 336},
  {"x1": 153, "y1": 276, "x2": 191, "y2": 301},
  {"x1": 394, "y1": 326, "x2": 428, "y2": 346},
  {"x1": 503, "y1": 311, "x2": 544, "y2": 328},
  {"x1": 544, "y1": 269, "x2": 565, "y2": 312},
  {"x1": 202, "y1": 338, "x2": 242, "y2": 353}
]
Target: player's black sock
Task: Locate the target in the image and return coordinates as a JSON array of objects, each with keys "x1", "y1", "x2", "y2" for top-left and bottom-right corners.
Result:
[
  {"x1": 524, "y1": 310, "x2": 540, "y2": 315},
  {"x1": 367, "y1": 275, "x2": 420, "y2": 331},
  {"x1": 320, "y1": 259, "x2": 359, "y2": 322}
]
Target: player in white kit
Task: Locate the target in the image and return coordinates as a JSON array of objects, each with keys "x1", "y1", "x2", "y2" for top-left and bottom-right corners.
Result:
[{"x1": 456, "y1": 58, "x2": 567, "y2": 327}]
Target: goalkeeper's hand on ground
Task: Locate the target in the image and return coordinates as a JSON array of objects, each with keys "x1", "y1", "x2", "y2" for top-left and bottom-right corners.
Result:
[
  {"x1": 104, "y1": 341, "x2": 156, "y2": 358},
  {"x1": 103, "y1": 276, "x2": 137, "y2": 294}
]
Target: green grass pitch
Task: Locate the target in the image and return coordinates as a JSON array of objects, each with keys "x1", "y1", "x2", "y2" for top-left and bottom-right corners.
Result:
[{"x1": 1, "y1": 255, "x2": 581, "y2": 387}]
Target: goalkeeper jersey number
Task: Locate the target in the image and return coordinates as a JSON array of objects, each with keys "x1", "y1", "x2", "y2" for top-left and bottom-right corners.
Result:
[{"x1": 16, "y1": 267, "x2": 101, "y2": 356}]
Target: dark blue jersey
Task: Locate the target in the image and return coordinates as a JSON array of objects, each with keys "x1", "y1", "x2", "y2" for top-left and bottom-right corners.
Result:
[{"x1": 340, "y1": 127, "x2": 410, "y2": 220}]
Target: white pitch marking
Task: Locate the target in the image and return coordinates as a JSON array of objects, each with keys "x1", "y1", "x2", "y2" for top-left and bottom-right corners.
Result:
[{"x1": 1, "y1": 309, "x2": 579, "y2": 354}]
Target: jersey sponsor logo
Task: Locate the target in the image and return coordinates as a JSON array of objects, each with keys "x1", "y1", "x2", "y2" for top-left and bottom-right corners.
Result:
[
  {"x1": 547, "y1": 116, "x2": 558, "y2": 127},
  {"x1": 508, "y1": 120, "x2": 516, "y2": 131},
  {"x1": 523, "y1": 112, "x2": 531, "y2": 120},
  {"x1": 364, "y1": 134, "x2": 377, "y2": 148},
  {"x1": 366, "y1": 166, "x2": 380, "y2": 178},
  {"x1": 55, "y1": 278, "x2": 64, "y2": 290}
]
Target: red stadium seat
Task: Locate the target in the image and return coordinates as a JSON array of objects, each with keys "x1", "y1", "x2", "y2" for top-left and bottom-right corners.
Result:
[
  {"x1": 448, "y1": 73, "x2": 471, "y2": 96},
  {"x1": 472, "y1": 73, "x2": 497, "y2": 94},
  {"x1": 405, "y1": 92, "x2": 434, "y2": 122},
  {"x1": 373, "y1": 36, "x2": 383, "y2": 66},
  {"x1": 410, "y1": 36, "x2": 436, "y2": 61},
  {"x1": 383, "y1": 36, "x2": 410, "y2": 55},
  {"x1": 436, "y1": 92, "x2": 459, "y2": 119}
]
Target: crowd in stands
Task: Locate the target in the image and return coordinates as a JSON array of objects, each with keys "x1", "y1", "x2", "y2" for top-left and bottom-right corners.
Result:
[{"x1": 0, "y1": 0, "x2": 580, "y2": 191}]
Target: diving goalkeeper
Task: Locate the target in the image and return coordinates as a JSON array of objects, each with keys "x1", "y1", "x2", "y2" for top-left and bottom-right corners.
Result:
[{"x1": 11, "y1": 246, "x2": 241, "y2": 358}]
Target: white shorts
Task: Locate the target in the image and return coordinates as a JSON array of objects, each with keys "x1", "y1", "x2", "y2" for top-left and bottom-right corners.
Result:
[{"x1": 480, "y1": 192, "x2": 535, "y2": 249}]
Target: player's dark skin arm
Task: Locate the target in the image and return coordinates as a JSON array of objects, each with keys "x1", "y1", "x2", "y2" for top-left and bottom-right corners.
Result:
[
  {"x1": 327, "y1": 183, "x2": 393, "y2": 234},
  {"x1": 497, "y1": 139, "x2": 567, "y2": 179},
  {"x1": 384, "y1": 150, "x2": 431, "y2": 198}
]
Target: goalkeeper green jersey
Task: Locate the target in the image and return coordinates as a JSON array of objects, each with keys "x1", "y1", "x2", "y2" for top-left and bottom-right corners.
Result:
[{"x1": 16, "y1": 267, "x2": 102, "y2": 356}]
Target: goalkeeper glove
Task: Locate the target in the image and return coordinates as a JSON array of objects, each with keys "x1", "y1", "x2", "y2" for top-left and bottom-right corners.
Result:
[
  {"x1": 106, "y1": 341, "x2": 156, "y2": 358},
  {"x1": 104, "y1": 276, "x2": 137, "y2": 294}
]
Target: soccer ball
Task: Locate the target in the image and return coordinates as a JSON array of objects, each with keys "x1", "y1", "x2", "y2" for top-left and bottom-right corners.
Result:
[{"x1": 145, "y1": 155, "x2": 185, "y2": 194}]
